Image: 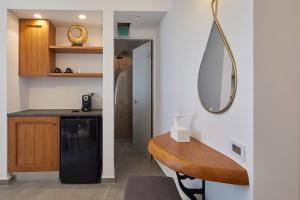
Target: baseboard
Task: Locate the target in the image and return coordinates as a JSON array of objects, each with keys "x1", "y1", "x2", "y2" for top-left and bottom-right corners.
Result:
[
  {"x1": 0, "y1": 175, "x2": 13, "y2": 185},
  {"x1": 101, "y1": 176, "x2": 116, "y2": 183},
  {"x1": 14, "y1": 172, "x2": 59, "y2": 181},
  {"x1": 13, "y1": 172, "x2": 115, "y2": 183}
]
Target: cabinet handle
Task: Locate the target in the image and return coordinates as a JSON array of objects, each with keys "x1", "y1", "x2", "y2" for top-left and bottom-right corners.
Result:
[{"x1": 26, "y1": 25, "x2": 42, "y2": 28}]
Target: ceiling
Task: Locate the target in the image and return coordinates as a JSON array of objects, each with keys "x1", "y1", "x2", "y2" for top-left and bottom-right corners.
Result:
[
  {"x1": 11, "y1": 10, "x2": 103, "y2": 28},
  {"x1": 114, "y1": 11, "x2": 166, "y2": 29},
  {"x1": 11, "y1": 10, "x2": 166, "y2": 30}
]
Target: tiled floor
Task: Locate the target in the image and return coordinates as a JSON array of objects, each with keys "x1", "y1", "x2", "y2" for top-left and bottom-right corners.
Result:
[{"x1": 0, "y1": 142, "x2": 163, "y2": 200}]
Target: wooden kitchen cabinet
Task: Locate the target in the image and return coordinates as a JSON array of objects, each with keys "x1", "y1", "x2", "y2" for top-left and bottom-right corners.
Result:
[
  {"x1": 8, "y1": 117, "x2": 60, "y2": 172},
  {"x1": 19, "y1": 19, "x2": 56, "y2": 77}
]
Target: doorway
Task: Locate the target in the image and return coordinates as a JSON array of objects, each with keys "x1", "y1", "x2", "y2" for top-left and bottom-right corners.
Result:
[
  {"x1": 114, "y1": 39, "x2": 153, "y2": 158},
  {"x1": 114, "y1": 39, "x2": 152, "y2": 158}
]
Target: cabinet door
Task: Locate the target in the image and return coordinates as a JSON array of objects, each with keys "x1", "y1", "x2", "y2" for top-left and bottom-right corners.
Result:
[
  {"x1": 19, "y1": 19, "x2": 55, "y2": 76},
  {"x1": 8, "y1": 117, "x2": 60, "y2": 172}
]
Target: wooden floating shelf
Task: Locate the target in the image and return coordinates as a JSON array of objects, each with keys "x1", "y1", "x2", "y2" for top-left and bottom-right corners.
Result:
[
  {"x1": 148, "y1": 133, "x2": 249, "y2": 186},
  {"x1": 49, "y1": 46, "x2": 103, "y2": 54},
  {"x1": 48, "y1": 73, "x2": 103, "y2": 78}
]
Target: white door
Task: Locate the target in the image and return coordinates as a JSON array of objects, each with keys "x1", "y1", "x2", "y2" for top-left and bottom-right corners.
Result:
[{"x1": 132, "y1": 41, "x2": 152, "y2": 158}]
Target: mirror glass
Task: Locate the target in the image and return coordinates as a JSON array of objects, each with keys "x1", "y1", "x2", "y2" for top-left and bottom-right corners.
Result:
[{"x1": 198, "y1": 22, "x2": 237, "y2": 113}]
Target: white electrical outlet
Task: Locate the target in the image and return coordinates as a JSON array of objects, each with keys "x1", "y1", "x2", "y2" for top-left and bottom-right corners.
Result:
[{"x1": 230, "y1": 140, "x2": 246, "y2": 162}]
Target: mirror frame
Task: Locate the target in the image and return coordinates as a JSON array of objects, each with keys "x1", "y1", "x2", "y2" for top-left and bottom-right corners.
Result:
[{"x1": 199, "y1": 0, "x2": 237, "y2": 114}]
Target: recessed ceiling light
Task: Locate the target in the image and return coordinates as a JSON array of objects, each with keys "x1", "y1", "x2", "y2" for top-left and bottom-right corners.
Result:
[
  {"x1": 33, "y1": 13, "x2": 42, "y2": 19},
  {"x1": 78, "y1": 14, "x2": 87, "y2": 20},
  {"x1": 134, "y1": 16, "x2": 141, "y2": 20}
]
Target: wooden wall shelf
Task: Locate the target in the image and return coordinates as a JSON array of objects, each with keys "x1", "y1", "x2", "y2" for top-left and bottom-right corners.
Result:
[
  {"x1": 148, "y1": 133, "x2": 249, "y2": 186},
  {"x1": 48, "y1": 73, "x2": 103, "y2": 78},
  {"x1": 49, "y1": 46, "x2": 103, "y2": 54}
]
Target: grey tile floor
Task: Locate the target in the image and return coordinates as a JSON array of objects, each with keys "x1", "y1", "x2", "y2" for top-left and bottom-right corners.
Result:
[{"x1": 0, "y1": 142, "x2": 164, "y2": 200}]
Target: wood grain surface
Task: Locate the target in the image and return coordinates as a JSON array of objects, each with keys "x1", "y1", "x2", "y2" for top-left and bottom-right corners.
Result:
[
  {"x1": 148, "y1": 133, "x2": 249, "y2": 185},
  {"x1": 8, "y1": 117, "x2": 60, "y2": 172}
]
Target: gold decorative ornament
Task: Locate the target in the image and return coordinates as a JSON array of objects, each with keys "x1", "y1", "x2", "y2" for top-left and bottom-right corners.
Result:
[{"x1": 67, "y1": 25, "x2": 88, "y2": 46}]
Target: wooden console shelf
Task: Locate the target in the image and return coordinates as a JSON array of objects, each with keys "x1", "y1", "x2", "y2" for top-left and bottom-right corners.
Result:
[
  {"x1": 49, "y1": 46, "x2": 103, "y2": 54},
  {"x1": 48, "y1": 73, "x2": 103, "y2": 78},
  {"x1": 148, "y1": 133, "x2": 249, "y2": 185}
]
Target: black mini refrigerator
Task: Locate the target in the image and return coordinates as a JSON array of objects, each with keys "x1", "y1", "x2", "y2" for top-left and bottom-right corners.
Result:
[{"x1": 60, "y1": 116, "x2": 102, "y2": 183}]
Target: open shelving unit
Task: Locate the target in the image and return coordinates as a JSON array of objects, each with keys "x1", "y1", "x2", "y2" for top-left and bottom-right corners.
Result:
[
  {"x1": 49, "y1": 46, "x2": 103, "y2": 54},
  {"x1": 49, "y1": 45, "x2": 103, "y2": 78},
  {"x1": 18, "y1": 19, "x2": 103, "y2": 78},
  {"x1": 48, "y1": 72, "x2": 103, "y2": 78}
]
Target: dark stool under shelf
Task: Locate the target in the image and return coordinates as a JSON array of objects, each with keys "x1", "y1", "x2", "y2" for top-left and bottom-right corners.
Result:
[{"x1": 124, "y1": 176, "x2": 182, "y2": 200}]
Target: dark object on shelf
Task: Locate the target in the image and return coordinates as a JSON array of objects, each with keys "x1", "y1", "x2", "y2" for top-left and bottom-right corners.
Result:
[
  {"x1": 60, "y1": 116, "x2": 102, "y2": 184},
  {"x1": 53, "y1": 67, "x2": 62, "y2": 73},
  {"x1": 65, "y1": 68, "x2": 73, "y2": 73},
  {"x1": 82, "y1": 93, "x2": 94, "y2": 112}
]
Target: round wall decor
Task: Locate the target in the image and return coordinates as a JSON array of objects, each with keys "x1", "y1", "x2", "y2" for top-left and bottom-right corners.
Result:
[{"x1": 67, "y1": 25, "x2": 88, "y2": 46}]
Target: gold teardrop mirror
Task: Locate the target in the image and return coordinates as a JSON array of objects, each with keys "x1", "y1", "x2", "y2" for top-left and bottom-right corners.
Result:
[{"x1": 198, "y1": 0, "x2": 237, "y2": 114}]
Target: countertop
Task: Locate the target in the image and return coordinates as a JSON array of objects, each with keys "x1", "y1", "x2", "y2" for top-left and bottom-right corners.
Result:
[{"x1": 7, "y1": 109, "x2": 103, "y2": 117}]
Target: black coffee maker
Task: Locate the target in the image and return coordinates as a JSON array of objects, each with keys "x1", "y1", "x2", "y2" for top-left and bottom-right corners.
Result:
[{"x1": 82, "y1": 93, "x2": 94, "y2": 112}]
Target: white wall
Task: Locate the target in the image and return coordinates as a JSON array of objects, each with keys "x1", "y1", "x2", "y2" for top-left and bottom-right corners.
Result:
[
  {"x1": 0, "y1": 0, "x2": 169, "y2": 181},
  {"x1": 156, "y1": 0, "x2": 253, "y2": 200},
  {"x1": 253, "y1": 0, "x2": 300, "y2": 199},
  {"x1": 7, "y1": 11, "x2": 29, "y2": 113},
  {"x1": 26, "y1": 78, "x2": 103, "y2": 109},
  {"x1": 56, "y1": 27, "x2": 102, "y2": 47},
  {"x1": 0, "y1": 9, "x2": 8, "y2": 181},
  {"x1": 26, "y1": 27, "x2": 103, "y2": 109}
]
